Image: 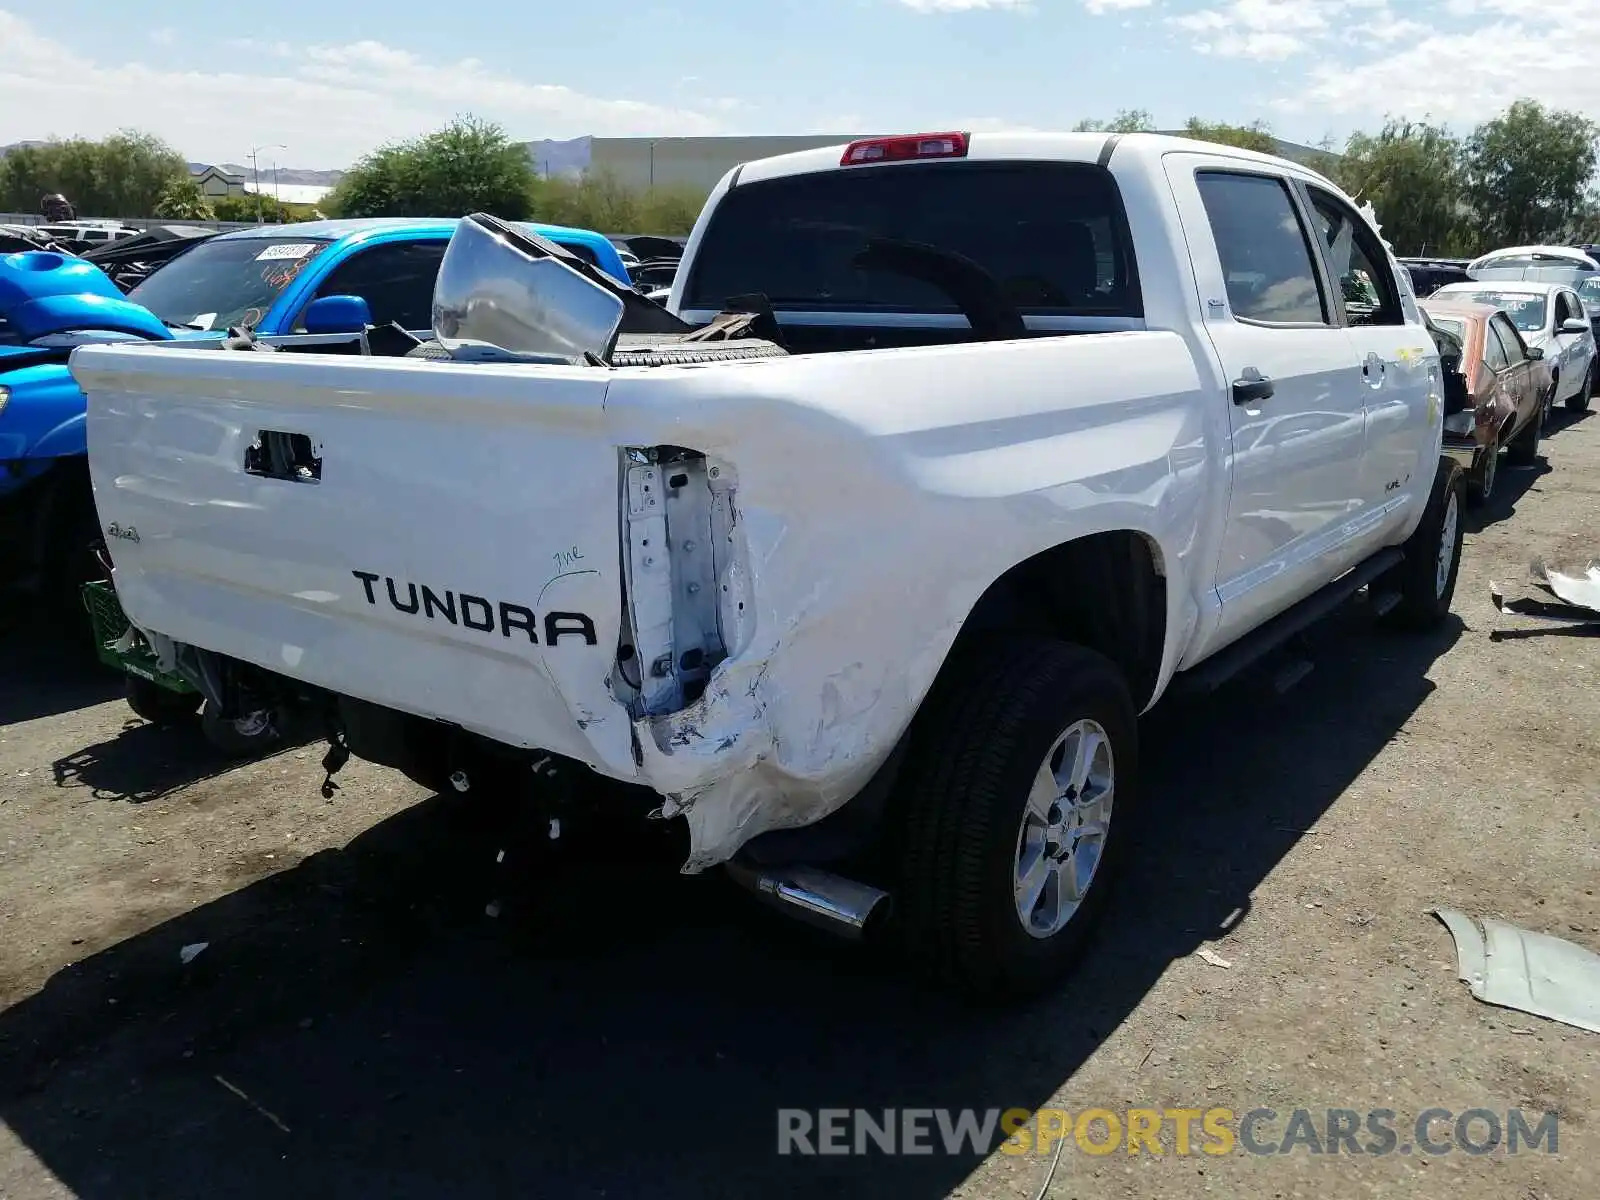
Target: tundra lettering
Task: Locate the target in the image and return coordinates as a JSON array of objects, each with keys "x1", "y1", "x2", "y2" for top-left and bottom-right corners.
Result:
[{"x1": 351, "y1": 570, "x2": 597, "y2": 646}]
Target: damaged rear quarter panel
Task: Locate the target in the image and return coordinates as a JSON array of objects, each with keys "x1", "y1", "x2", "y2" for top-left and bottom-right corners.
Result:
[{"x1": 602, "y1": 331, "x2": 1216, "y2": 871}]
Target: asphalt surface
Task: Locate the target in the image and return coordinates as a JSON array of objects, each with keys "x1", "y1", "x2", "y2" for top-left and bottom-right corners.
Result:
[{"x1": 1, "y1": 409, "x2": 1597, "y2": 1199}]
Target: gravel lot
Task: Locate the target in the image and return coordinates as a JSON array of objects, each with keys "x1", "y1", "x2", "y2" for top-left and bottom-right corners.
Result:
[{"x1": 2, "y1": 413, "x2": 1598, "y2": 1200}]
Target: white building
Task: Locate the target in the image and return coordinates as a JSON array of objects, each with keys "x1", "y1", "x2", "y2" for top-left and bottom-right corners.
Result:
[
  {"x1": 526, "y1": 131, "x2": 1336, "y2": 194},
  {"x1": 528, "y1": 135, "x2": 865, "y2": 192},
  {"x1": 242, "y1": 180, "x2": 334, "y2": 207}
]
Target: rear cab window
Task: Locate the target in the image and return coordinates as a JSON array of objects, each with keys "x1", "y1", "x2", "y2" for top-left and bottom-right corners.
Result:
[{"x1": 682, "y1": 161, "x2": 1142, "y2": 321}]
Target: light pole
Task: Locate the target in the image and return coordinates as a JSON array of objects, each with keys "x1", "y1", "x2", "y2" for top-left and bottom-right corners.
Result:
[
  {"x1": 648, "y1": 139, "x2": 659, "y2": 190},
  {"x1": 248, "y1": 143, "x2": 286, "y2": 223}
]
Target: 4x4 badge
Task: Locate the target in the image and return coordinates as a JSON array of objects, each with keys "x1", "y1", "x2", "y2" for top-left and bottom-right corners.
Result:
[{"x1": 105, "y1": 523, "x2": 140, "y2": 544}]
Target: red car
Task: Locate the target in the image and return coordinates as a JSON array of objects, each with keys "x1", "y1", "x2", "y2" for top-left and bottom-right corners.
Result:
[{"x1": 1419, "y1": 300, "x2": 1549, "y2": 504}]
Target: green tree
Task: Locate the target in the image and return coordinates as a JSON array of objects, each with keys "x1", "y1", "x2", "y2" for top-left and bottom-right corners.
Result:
[
  {"x1": 328, "y1": 115, "x2": 535, "y2": 219},
  {"x1": 0, "y1": 130, "x2": 187, "y2": 217},
  {"x1": 1463, "y1": 99, "x2": 1600, "y2": 246},
  {"x1": 1333, "y1": 118, "x2": 1468, "y2": 256},
  {"x1": 212, "y1": 193, "x2": 294, "y2": 223},
  {"x1": 1073, "y1": 109, "x2": 1155, "y2": 133},
  {"x1": 1180, "y1": 118, "x2": 1278, "y2": 154},
  {"x1": 152, "y1": 178, "x2": 216, "y2": 221},
  {"x1": 529, "y1": 171, "x2": 706, "y2": 235}
]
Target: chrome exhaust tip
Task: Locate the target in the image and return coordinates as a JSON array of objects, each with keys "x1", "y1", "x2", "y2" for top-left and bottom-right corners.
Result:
[{"x1": 728, "y1": 861, "x2": 891, "y2": 940}]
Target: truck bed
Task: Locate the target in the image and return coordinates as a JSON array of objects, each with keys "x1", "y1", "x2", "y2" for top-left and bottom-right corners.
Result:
[{"x1": 75, "y1": 329, "x2": 1212, "y2": 867}]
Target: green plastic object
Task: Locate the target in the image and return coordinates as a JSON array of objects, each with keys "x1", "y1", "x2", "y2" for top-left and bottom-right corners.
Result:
[{"x1": 80, "y1": 580, "x2": 196, "y2": 694}]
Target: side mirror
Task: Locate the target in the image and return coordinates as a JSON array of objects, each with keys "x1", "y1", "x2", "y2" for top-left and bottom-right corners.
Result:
[
  {"x1": 303, "y1": 294, "x2": 372, "y2": 335},
  {"x1": 1526, "y1": 345, "x2": 1545, "y2": 360},
  {"x1": 1559, "y1": 317, "x2": 1590, "y2": 334}
]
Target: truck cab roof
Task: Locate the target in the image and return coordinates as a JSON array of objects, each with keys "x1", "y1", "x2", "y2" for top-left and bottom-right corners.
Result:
[{"x1": 726, "y1": 130, "x2": 1334, "y2": 187}]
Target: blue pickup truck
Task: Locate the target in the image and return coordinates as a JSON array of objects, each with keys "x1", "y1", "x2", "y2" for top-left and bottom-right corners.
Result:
[{"x1": 0, "y1": 217, "x2": 630, "y2": 613}]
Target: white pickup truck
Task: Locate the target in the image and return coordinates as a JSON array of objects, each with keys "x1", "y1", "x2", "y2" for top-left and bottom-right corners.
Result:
[{"x1": 72, "y1": 132, "x2": 1463, "y2": 999}]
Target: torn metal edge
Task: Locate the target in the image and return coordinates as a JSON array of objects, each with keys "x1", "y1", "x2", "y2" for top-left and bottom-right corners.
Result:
[{"x1": 1432, "y1": 907, "x2": 1486, "y2": 990}]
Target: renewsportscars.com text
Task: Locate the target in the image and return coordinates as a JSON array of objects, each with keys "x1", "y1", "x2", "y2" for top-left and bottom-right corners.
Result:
[{"x1": 776, "y1": 1106, "x2": 1559, "y2": 1158}]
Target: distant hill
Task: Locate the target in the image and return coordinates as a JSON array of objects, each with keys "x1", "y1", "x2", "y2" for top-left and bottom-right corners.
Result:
[
  {"x1": 524, "y1": 137, "x2": 594, "y2": 178},
  {"x1": 4, "y1": 143, "x2": 345, "y2": 185},
  {"x1": 214, "y1": 163, "x2": 345, "y2": 187}
]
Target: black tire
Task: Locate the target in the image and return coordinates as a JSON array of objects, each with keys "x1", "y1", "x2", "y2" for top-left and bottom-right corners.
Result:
[
  {"x1": 889, "y1": 639, "x2": 1138, "y2": 1002},
  {"x1": 1568, "y1": 363, "x2": 1594, "y2": 412},
  {"x1": 1467, "y1": 434, "x2": 1498, "y2": 505},
  {"x1": 1506, "y1": 404, "x2": 1541, "y2": 466},
  {"x1": 200, "y1": 701, "x2": 285, "y2": 758},
  {"x1": 1381, "y1": 458, "x2": 1466, "y2": 631},
  {"x1": 124, "y1": 676, "x2": 202, "y2": 725},
  {"x1": 39, "y1": 479, "x2": 105, "y2": 646}
]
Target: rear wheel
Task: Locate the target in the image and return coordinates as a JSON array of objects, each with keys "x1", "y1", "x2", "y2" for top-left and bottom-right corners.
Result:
[
  {"x1": 124, "y1": 676, "x2": 202, "y2": 726},
  {"x1": 39, "y1": 479, "x2": 104, "y2": 645},
  {"x1": 1568, "y1": 363, "x2": 1594, "y2": 412},
  {"x1": 1467, "y1": 434, "x2": 1498, "y2": 505},
  {"x1": 1506, "y1": 405, "x2": 1542, "y2": 466},
  {"x1": 890, "y1": 639, "x2": 1137, "y2": 1001},
  {"x1": 200, "y1": 701, "x2": 286, "y2": 758},
  {"x1": 1382, "y1": 458, "x2": 1466, "y2": 631}
]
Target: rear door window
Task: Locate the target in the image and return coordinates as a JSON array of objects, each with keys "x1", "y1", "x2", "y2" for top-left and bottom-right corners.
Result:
[
  {"x1": 1195, "y1": 171, "x2": 1327, "y2": 325},
  {"x1": 1485, "y1": 319, "x2": 1514, "y2": 369},
  {"x1": 299, "y1": 239, "x2": 448, "y2": 331},
  {"x1": 684, "y1": 161, "x2": 1140, "y2": 316}
]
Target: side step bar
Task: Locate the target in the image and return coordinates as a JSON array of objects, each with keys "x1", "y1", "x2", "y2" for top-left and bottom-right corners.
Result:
[{"x1": 1167, "y1": 546, "x2": 1405, "y2": 700}]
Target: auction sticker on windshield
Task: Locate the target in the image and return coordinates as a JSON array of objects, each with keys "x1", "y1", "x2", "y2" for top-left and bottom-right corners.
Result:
[{"x1": 255, "y1": 243, "x2": 320, "y2": 261}]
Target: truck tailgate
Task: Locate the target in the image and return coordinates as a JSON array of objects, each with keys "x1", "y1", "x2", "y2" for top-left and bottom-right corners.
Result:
[{"x1": 72, "y1": 344, "x2": 637, "y2": 778}]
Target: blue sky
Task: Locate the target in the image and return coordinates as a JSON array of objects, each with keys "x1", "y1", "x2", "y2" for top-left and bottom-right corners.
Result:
[{"x1": 1, "y1": 1, "x2": 1593, "y2": 168}]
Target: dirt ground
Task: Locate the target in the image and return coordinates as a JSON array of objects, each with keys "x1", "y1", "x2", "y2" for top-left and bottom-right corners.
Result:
[{"x1": 2, "y1": 415, "x2": 1598, "y2": 1200}]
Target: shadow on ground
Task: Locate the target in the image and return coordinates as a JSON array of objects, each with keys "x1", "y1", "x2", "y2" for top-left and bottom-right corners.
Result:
[
  {"x1": 1464, "y1": 454, "x2": 1551, "y2": 534},
  {"x1": 46, "y1": 702, "x2": 317, "y2": 804},
  {"x1": 0, "y1": 608, "x2": 1460, "y2": 1200},
  {"x1": 0, "y1": 622, "x2": 121, "y2": 726},
  {"x1": 47, "y1": 719, "x2": 309, "y2": 805}
]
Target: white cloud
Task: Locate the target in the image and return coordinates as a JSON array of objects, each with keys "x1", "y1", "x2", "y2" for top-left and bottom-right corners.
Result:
[
  {"x1": 1287, "y1": 12, "x2": 1600, "y2": 122},
  {"x1": 1172, "y1": 0, "x2": 1333, "y2": 35},
  {"x1": 1198, "y1": 31, "x2": 1305, "y2": 59},
  {"x1": 1083, "y1": 0, "x2": 1154, "y2": 12},
  {"x1": 896, "y1": 0, "x2": 1030, "y2": 10},
  {"x1": 0, "y1": 10, "x2": 730, "y2": 168},
  {"x1": 1356, "y1": 12, "x2": 1428, "y2": 41},
  {"x1": 1169, "y1": 0, "x2": 1343, "y2": 58}
]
